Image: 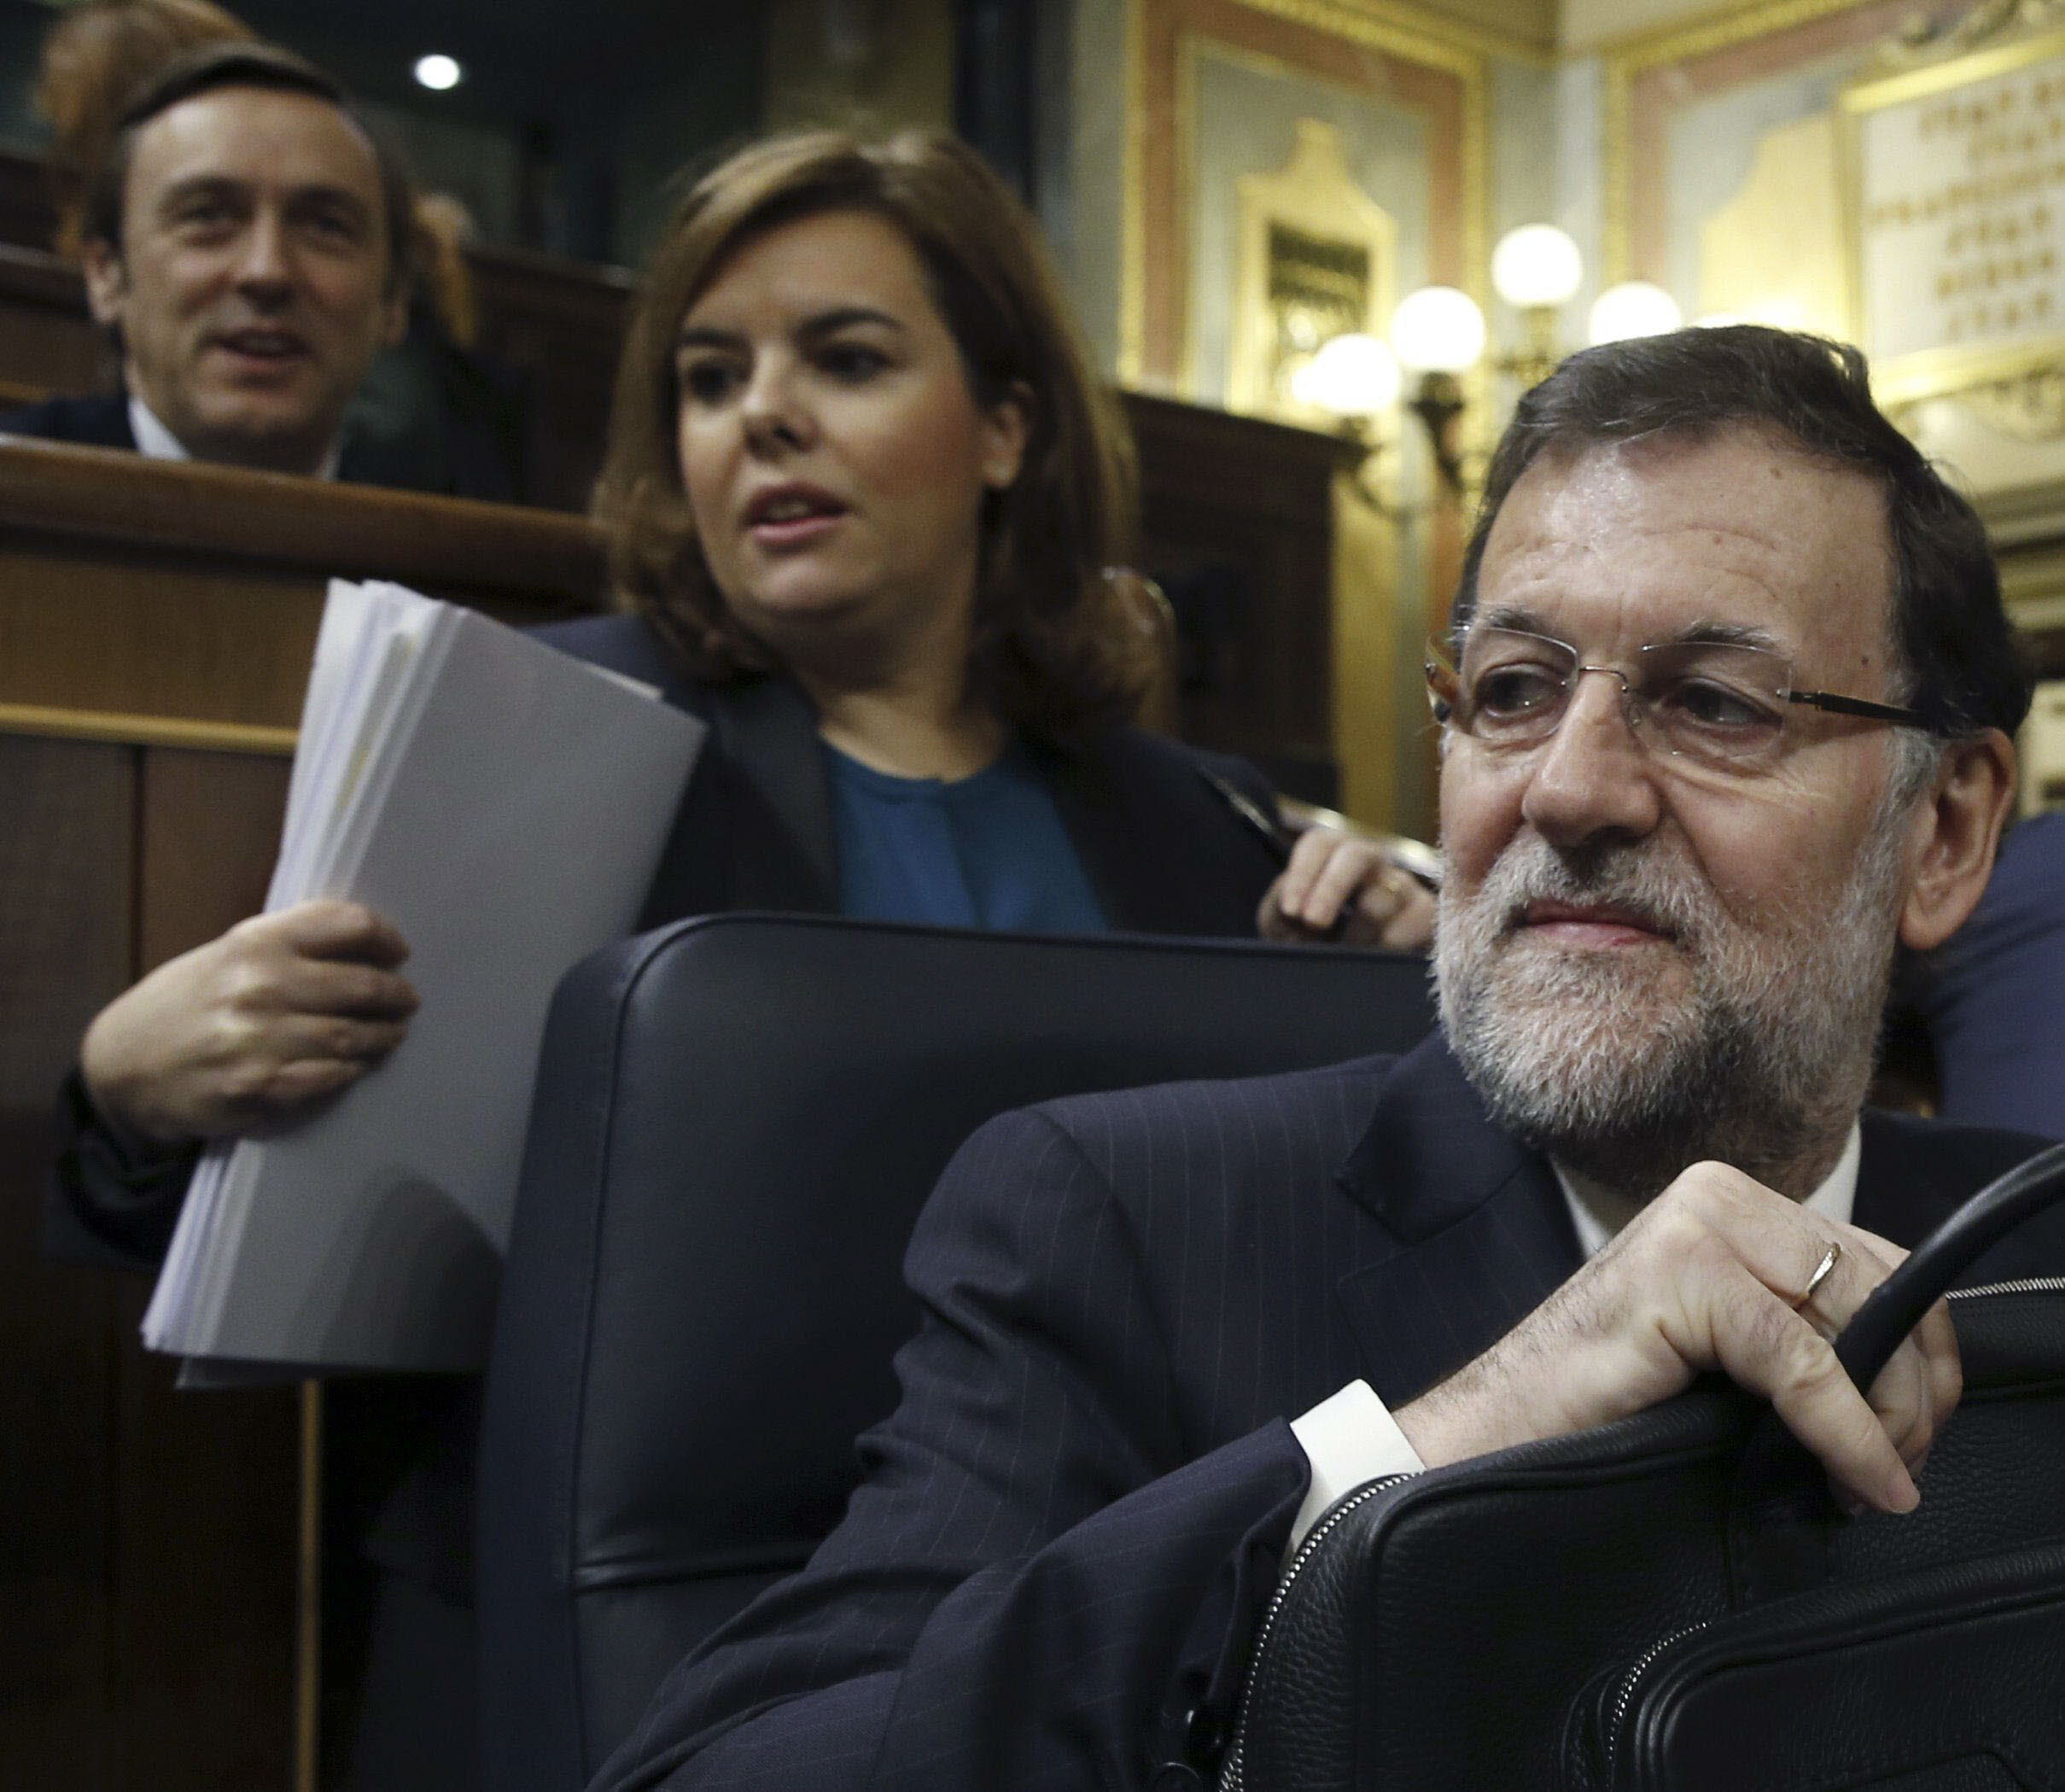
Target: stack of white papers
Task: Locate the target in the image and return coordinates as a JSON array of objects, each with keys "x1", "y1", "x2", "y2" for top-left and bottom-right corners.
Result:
[{"x1": 144, "y1": 580, "x2": 704, "y2": 1375}]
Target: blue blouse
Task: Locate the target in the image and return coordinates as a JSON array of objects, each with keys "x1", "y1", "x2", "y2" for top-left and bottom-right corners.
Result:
[{"x1": 824, "y1": 740, "x2": 1109, "y2": 933}]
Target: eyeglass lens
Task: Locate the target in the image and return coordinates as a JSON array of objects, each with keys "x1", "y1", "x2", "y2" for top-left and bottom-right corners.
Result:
[{"x1": 1450, "y1": 627, "x2": 1795, "y2": 766}]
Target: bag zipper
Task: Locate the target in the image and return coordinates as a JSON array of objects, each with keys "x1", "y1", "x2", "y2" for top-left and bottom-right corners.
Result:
[
  {"x1": 1595, "y1": 1620, "x2": 1709, "y2": 1789},
  {"x1": 1217, "y1": 1473, "x2": 1412, "y2": 1792},
  {"x1": 1947, "y1": 1275, "x2": 2065, "y2": 1299}
]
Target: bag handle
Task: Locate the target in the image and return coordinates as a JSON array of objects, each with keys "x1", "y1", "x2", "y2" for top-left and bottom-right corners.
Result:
[
  {"x1": 1729, "y1": 1139, "x2": 2065, "y2": 1607},
  {"x1": 1834, "y1": 1139, "x2": 2065, "y2": 1386}
]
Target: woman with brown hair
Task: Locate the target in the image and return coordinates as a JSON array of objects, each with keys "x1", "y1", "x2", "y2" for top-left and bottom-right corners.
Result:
[
  {"x1": 543, "y1": 128, "x2": 1425, "y2": 943},
  {"x1": 73, "y1": 128, "x2": 1425, "y2": 1167}
]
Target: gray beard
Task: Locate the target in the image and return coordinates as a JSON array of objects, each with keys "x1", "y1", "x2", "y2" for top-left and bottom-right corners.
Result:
[{"x1": 1433, "y1": 818, "x2": 1907, "y2": 1204}]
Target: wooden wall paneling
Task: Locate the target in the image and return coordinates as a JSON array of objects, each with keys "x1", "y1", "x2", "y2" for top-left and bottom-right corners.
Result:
[
  {"x1": 108, "y1": 746, "x2": 298, "y2": 1790},
  {"x1": 1127, "y1": 391, "x2": 1341, "y2": 799},
  {"x1": 0, "y1": 534, "x2": 324, "y2": 733},
  {"x1": 0, "y1": 242, "x2": 106, "y2": 397},
  {"x1": 0, "y1": 149, "x2": 58, "y2": 259},
  {"x1": 465, "y1": 243, "x2": 635, "y2": 514},
  {"x1": 0, "y1": 733, "x2": 137, "y2": 1791}
]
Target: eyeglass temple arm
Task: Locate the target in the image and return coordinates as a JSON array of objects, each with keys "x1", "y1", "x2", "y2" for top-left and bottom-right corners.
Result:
[{"x1": 1786, "y1": 690, "x2": 1938, "y2": 732}]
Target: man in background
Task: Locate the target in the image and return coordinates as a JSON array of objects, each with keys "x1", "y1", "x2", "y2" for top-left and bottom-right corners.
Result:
[{"x1": 2, "y1": 41, "x2": 410, "y2": 482}]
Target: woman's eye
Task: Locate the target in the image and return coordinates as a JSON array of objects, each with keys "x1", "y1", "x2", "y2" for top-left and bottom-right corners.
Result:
[
  {"x1": 819, "y1": 341, "x2": 888, "y2": 382},
  {"x1": 680, "y1": 361, "x2": 742, "y2": 405}
]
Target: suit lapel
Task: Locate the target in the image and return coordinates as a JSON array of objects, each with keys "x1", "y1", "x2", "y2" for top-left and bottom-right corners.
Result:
[
  {"x1": 1035, "y1": 739, "x2": 1170, "y2": 931},
  {"x1": 1330, "y1": 1039, "x2": 1582, "y2": 1408},
  {"x1": 709, "y1": 676, "x2": 840, "y2": 912}
]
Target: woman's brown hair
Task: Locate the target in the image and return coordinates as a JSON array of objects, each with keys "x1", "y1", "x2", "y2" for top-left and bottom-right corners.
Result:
[
  {"x1": 34, "y1": 0, "x2": 254, "y2": 261},
  {"x1": 592, "y1": 130, "x2": 1156, "y2": 740}
]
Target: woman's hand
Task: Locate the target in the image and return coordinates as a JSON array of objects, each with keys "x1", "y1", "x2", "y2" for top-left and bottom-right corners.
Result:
[
  {"x1": 1257, "y1": 828, "x2": 1436, "y2": 950},
  {"x1": 79, "y1": 899, "x2": 418, "y2": 1147}
]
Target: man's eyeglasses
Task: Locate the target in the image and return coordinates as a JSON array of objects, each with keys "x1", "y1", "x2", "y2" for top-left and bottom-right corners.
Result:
[{"x1": 1423, "y1": 626, "x2": 1944, "y2": 773}]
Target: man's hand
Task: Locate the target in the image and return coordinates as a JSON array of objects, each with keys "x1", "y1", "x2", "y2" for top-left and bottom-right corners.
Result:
[
  {"x1": 1257, "y1": 829, "x2": 1436, "y2": 950},
  {"x1": 80, "y1": 899, "x2": 418, "y2": 1147},
  {"x1": 1395, "y1": 1162, "x2": 1960, "y2": 1515}
]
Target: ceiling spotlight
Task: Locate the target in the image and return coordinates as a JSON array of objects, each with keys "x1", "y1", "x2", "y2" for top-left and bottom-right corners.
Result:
[{"x1": 413, "y1": 54, "x2": 463, "y2": 91}]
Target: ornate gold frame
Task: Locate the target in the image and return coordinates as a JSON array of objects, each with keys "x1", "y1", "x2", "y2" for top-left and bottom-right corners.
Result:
[
  {"x1": 1184, "y1": 46, "x2": 1404, "y2": 415},
  {"x1": 1601, "y1": 0, "x2": 1886, "y2": 283},
  {"x1": 1838, "y1": 23, "x2": 2065, "y2": 406},
  {"x1": 1120, "y1": 0, "x2": 1490, "y2": 394}
]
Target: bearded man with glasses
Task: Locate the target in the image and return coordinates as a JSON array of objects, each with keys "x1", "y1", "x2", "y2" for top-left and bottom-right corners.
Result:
[{"x1": 597, "y1": 327, "x2": 2061, "y2": 1792}]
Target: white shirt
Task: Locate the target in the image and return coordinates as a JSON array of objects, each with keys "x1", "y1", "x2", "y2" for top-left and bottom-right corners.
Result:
[
  {"x1": 127, "y1": 394, "x2": 341, "y2": 480},
  {"x1": 1286, "y1": 1124, "x2": 1863, "y2": 1547}
]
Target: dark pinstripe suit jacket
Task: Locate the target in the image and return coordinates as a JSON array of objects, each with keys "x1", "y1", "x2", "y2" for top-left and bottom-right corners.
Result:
[{"x1": 596, "y1": 1035, "x2": 2056, "y2": 1792}]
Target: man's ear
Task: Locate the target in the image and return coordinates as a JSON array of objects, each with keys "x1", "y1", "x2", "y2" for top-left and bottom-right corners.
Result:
[
  {"x1": 380, "y1": 287, "x2": 408, "y2": 350},
  {"x1": 1899, "y1": 727, "x2": 2018, "y2": 951},
  {"x1": 81, "y1": 237, "x2": 127, "y2": 329},
  {"x1": 979, "y1": 379, "x2": 1034, "y2": 492}
]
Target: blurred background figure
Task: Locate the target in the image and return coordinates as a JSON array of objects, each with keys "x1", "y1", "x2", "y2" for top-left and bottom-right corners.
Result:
[
  {"x1": 345, "y1": 190, "x2": 529, "y2": 500},
  {"x1": 32, "y1": 0, "x2": 253, "y2": 263},
  {"x1": 1916, "y1": 814, "x2": 2065, "y2": 1140}
]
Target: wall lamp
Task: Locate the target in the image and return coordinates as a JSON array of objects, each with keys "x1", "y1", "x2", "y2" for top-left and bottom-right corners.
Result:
[{"x1": 1298, "y1": 224, "x2": 1684, "y2": 510}]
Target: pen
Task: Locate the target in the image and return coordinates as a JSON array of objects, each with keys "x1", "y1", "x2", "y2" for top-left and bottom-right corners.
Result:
[{"x1": 1198, "y1": 767, "x2": 1297, "y2": 867}]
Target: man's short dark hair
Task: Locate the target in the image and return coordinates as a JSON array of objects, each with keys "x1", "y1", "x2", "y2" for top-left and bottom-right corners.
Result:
[
  {"x1": 84, "y1": 41, "x2": 414, "y2": 296},
  {"x1": 1454, "y1": 325, "x2": 2031, "y2": 738}
]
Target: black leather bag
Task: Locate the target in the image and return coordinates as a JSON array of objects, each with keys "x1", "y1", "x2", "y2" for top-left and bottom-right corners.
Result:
[{"x1": 1224, "y1": 1143, "x2": 2065, "y2": 1792}]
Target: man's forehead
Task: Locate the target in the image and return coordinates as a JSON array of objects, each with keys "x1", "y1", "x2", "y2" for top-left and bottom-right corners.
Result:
[
  {"x1": 129, "y1": 85, "x2": 382, "y2": 203},
  {"x1": 1474, "y1": 426, "x2": 1896, "y2": 657}
]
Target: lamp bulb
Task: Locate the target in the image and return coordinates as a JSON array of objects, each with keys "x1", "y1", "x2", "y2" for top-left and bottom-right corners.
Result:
[
  {"x1": 1587, "y1": 280, "x2": 1684, "y2": 345},
  {"x1": 1290, "y1": 333, "x2": 1402, "y2": 417},
  {"x1": 1490, "y1": 225, "x2": 1584, "y2": 310},
  {"x1": 1390, "y1": 286, "x2": 1486, "y2": 375}
]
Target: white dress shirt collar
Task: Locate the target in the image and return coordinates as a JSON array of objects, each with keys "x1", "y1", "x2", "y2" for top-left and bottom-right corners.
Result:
[
  {"x1": 1555, "y1": 1122, "x2": 1862, "y2": 1260},
  {"x1": 128, "y1": 394, "x2": 342, "y2": 480}
]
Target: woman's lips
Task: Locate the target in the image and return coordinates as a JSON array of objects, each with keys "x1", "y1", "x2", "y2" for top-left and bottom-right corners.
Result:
[
  {"x1": 743, "y1": 486, "x2": 849, "y2": 549},
  {"x1": 748, "y1": 511, "x2": 845, "y2": 549}
]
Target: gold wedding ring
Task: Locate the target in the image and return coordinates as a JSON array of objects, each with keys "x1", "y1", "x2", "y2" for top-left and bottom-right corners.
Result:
[{"x1": 1799, "y1": 1242, "x2": 1842, "y2": 1310}]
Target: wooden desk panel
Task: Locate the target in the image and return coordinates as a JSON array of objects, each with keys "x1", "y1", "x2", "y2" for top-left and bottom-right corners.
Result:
[
  {"x1": 0, "y1": 448, "x2": 610, "y2": 1789},
  {"x1": 0, "y1": 440, "x2": 607, "y2": 737}
]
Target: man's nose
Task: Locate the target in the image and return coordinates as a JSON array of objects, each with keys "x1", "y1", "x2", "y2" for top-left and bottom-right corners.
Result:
[
  {"x1": 232, "y1": 213, "x2": 294, "y2": 298},
  {"x1": 1517, "y1": 668, "x2": 1665, "y2": 847}
]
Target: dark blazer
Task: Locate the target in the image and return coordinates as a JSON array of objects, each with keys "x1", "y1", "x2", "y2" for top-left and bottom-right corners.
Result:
[
  {"x1": 596, "y1": 1034, "x2": 2063, "y2": 1792},
  {"x1": 531, "y1": 613, "x2": 1286, "y2": 939},
  {"x1": 1, "y1": 390, "x2": 139, "y2": 449},
  {"x1": 0, "y1": 389, "x2": 475, "y2": 495}
]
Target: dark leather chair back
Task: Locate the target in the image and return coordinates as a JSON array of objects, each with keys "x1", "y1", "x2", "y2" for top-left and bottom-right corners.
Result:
[{"x1": 475, "y1": 914, "x2": 1435, "y2": 1792}]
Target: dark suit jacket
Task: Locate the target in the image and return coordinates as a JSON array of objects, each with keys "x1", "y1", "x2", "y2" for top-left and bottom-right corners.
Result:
[
  {"x1": 596, "y1": 1034, "x2": 2062, "y2": 1792},
  {"x1": 0, "y1": 389, "x2": 475, "y2": 495},
  {"x1": 1916, "y1": 811, "x2": 2065, "y2": 1139}
]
